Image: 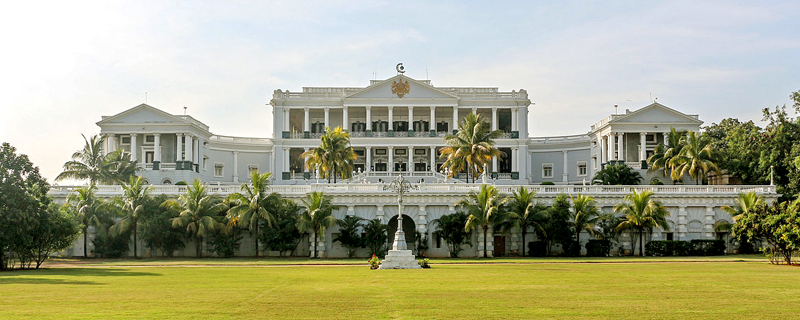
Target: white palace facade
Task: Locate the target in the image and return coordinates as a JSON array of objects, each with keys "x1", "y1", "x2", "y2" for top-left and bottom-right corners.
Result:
[{"x1": 50, "y1": 72, "x2": 778, "y2": 258}]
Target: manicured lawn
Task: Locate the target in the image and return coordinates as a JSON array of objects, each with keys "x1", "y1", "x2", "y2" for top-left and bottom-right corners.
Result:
[{"x1": 1, "y1": 257, "x2": 798, "y2": 319}]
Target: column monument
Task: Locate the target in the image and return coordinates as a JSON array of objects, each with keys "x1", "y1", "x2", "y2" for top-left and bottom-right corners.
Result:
[{"x1": 379, "y1": 175, "x2": 422, "y2": 269}]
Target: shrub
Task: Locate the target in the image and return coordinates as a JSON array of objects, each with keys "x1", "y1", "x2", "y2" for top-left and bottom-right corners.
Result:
[
  {"x1": 562, "y1": 240, "x2": 581, "y2": 257},
  {"x1": 585, "y1": 239, "x2": 612, "y2": 257},
  {"x1": 528, "y1": 241, "x2": 547, "y2": 257},
  {"x1": 368, "y1": 254, "x2": 381, "y2": 269},
  {"x1": 418, "y1": 258, "x2": 430, "y2": 268},
  {"x1": 92, "y1": 228, "x2": 131, "y2": 258},
  {"x1": 540, "y1": 181, "x2": 555, "y2": 185},
  {"x1": 209, "y1": 228, "x2": 243, "y2": 258},
  {"x1": 691, "y1": 240, "x2": 726, "y2": 256},
  {"x1": 645, "y1": 241, "x2": 692, "y2": 256}
]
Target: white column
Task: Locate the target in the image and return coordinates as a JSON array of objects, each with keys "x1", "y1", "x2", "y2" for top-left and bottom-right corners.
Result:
[
  {"x1": 408, "y1": 106, "x2": 414, "y2": 132},
  {"x1": 617, "y1": 132, "x2": 624, "y2": 161},
  {"x1": 492, "y1": 155, "x2": 498, "y2": 173},
  {"x1": 366, "y1": 106, "x2": 372, "y2": 131},
  {"x1": 233, "y1": 151, "x2": 239, "y2": 183},
  {"x1": 429, "y1": 106, "x2": 435, "y2": 132},
  {"x1": 596, "y1": 135, "x2": 603, "y2": 166},
  {"x1": 639, "y1": 132, "x2": 647, "y2": 162},
  {"x1": 388, "y1": 106, "x2": 394, "y2": 131},
  {"x1": 198, "y1": 138, "x2": 204, "y2": 171},
  {"x1": 418, "y1": 205, "x2": 428, "y2": 234},
  {"x1": 303, "y1": 107, "x2": 310, "y2": 132},
  {"x1": 324, "y1": 107, "x2": 330, "y2": 131},
  {"x1": 512, "y1": 147, "x2": 518, "y2": 172},
  {"x1": 511, "y1": 107, "x2": 518, "y2": 131},
  {"x1": 471, "y1": 107, "x2": 477, "y2": 114},
  {"x1": 452, "y1": 107, "x2": 459, "y2": 133},
  {"x1": 153, "y1": 133, "x2": 161, "y2": 162},
  {"x1": 607, "y1": 133, "x2": 615, "y2": 162},
  {"x1": 366, "y1": 146, "x2": 372, "y2": 172},
  {"x1": 130, "y1": 134, "x2": 138, "y2": 162},
  {"x1": 376, "y1": 205, "x2": 385, "y2": 223},
  {"x1": 704, "y1": 206, "x2": 716, "y2": 239},
  {"x1": 491, "y1": 107, "x2": 498, "y2": 131},
  {"x1": 185, "y1": 134, "x2": 193, "y2": 164},
  {"x1": 663, "y1": 132, "x2": 668, "y2": 147},
  {"x1": 347, "y1": 205, "x2": 355, "y2": 216},
  {"x1": 283, "y1": 148, "x2": 290, "y2": 172},
  {"x1": 342, "y1": 106, "x2": 348, "y2": 131},
  {"x1": 283, "y1": 108, "x2": 290, "y2": 133},
  {"x1": 408, "y1": 147, "x2": 414, "y2": 172},
  {"x1": 562, "y1": 150, "x2": 569, "y2": 183},
  {"x1": 104, "y1": 134, "x2": 113, "y2": 155},
  {"x1": 176, "y1": 133, "x2": 183, "y2": 162},
  {"x1": 678, "y1": 206, "x2": 688, "y2": 240},
  {"x1": 430, "y1": 146, "x2": 436, "y2": 172},
  {"x1": 388, "y1": 146, "x2": 394, "y2": 172}
]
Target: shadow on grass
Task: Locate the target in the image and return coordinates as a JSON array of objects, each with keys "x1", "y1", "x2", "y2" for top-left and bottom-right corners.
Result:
[{"x1": 0, "y1": 268, "x2": 160, "y2": 285}]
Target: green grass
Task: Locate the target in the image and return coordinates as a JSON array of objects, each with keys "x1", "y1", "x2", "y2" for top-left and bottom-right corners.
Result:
[{"x1": 1, "y1": 257, "x2": 798, "y2": 319}]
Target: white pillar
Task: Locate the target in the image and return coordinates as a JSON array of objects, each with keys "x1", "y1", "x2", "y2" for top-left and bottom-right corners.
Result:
[
  {"x1": 562, "y1": 150, "x2": 569, "y2": 183},
  {"x1": 233, "y1": 151, "x2": 239, "y2": 183},
  {"x1": 677, "y1": 206, "x2": 688, "y2": 240},
  {"x1": 617, "y1": 132, "x2": 624, "y2": 161},
  {"x1": 452, "y1": 107, "x2": 459, "y2": 132},
  {"x1": 408, "y1": 106, "x2": 414, "y2": 132},
  {"x1": 283, "y1": 108, "x2": 290, "y2": 133},
  {"x1": 347, "y1": 205, "x2": 355, "y2": 216},
  {"x1": 366, "y1": 146, "x2": 372, "y2": 172},
  {"x1": 130, "y1": 134, "x2": 138, "y2": 162},
  {"x1": 512, "y1": 147, "x2": 518, "y2": 172},
  {"x1": 639, "y1": 132, "x2": 647, "y2": 162},
  {"x1": 153, "y1": 133, "x2": 161, "y2": 162},
  {"x1": 198, "y1": 138, "x2": 204, "y2": 171},
  {"x1": 376, "y1": 205, "x2": 385, "y2": 223},
  {"x1": 104, "y1": 134, "x2": 114, "y2": 155},
  {"x1": 388, "y1": 146, "x2": 394, "y2": 172},
  {"x1": 492, "y1": 155, "x2": 498, "y2": 173},
  {"x1": 366, "y1": 106, "x2": 372, "y2": 131},
  {"x1": 491, "y1": 107, "x2": 498, "y2": 131},
  {"x1": 471, "y1": 107, "x2": 477, "y2": 115},
  {"x1": 324, "y1": 107, "x2": 330, "y2": 131},
  {"x1": 597, "y1": 135, "x2": 604, "y2": 165},
  {"x1": 511, "y1": 107, "x2": 518, "y2": 131},
  {"x1": 704, "y1": 206, "x2": 716, "y2": 239},
  {"x1": 429, "y1": 106, "x2": 435, "y2": 132},
  {"x1": 607, "y1": 133, "x2": 614, "y2": 162},
  {"x1": 388, "y1": 106, "x2": 394, "y2": 131},
  {"x1": 408, "y1": 147, "x2": 414, "y2": 172},
  {"x1": 342, "y1": 106, "x2": 348, "y2": 131},
  {"x1": 303, "y1": 107, "x2": 310, "y2": 132},
  {"x1": 185, "y1": 134, "x2": 193, "y2": 164},
  {"x1": 176, "y1": 133, "x2": 183, "y2": 162},
  {"x1": 418, "y1": 205, "x2": 428, "y2": 234},
  {"x1": 430, "y1": 146, "x2": 436, "y2": 172},
  {"x1": 283, "y1": 148, "x2": 290, "y2": 172}
]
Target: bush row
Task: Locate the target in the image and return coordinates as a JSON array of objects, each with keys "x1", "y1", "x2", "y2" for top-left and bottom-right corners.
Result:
[{"x1": 645, "y1": 240, "x2": 726, "y2": 256}]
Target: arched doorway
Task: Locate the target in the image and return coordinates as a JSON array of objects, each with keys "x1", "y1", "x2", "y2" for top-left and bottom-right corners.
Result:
[{"x1": 387, "y1": 214, "x2": 416, "y2": 251}]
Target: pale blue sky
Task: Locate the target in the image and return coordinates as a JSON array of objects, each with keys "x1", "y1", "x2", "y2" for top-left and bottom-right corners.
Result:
[{"x1": 1, "y1": 1, "x2": 798, "y2": 182}]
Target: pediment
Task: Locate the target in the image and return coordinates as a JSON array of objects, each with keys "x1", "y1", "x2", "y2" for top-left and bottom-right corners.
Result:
[
  {"x1": 345, "y1": 75, "x2": 458, "y2": 100},
  {"x1": 97, "y1": 104, "x2": 185, "y2": 125},
  {"x1": 614, "y1": 103, "x2": 702, "y2": 124}
]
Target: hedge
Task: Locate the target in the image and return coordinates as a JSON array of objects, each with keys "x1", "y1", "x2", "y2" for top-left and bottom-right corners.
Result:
[
  {"x1": 645, "y1": 240, "x2": 726, "y2": 256},
  {"x1": 585, "y1": 239, "x2": 612, "y2": 257}
]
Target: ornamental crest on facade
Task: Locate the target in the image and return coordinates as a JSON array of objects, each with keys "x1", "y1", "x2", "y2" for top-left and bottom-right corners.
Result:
[{"x1": 391, "y1": 80, "x2": 410, "y2": 98}]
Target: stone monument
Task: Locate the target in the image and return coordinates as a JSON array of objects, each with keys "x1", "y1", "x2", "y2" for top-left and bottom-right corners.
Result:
[{"x1": 379, "y1": 175, "x2": 422, "y2": 269}]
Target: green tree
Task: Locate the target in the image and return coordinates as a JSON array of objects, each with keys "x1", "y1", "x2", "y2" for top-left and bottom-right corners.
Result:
[
  {"x1": 592, "y1": 164, "x2": 643, "y2": 185},
  {"x1": 302, "y1": 126, "x2": 357, "y2": 183},
  {"x1": 55, "y1": 134, "x2": 136, "y2": 185},
  {"x1": 334, "y1": 215, "x2": 364, "y2": 258},
  {"x1": 139, "y1": 194, "x2": 185, "y2": 257},
  {"x1": 732, "y1": 200, "x2": 800, "y2": 264},
  {"x1": 440, "y1": 113, "x2": 503, "y2": 183},
  {"x1": 66, "y1": 185, "x2": 111, "y2": 257},
  {"x1": 506, "y1": 186, "x2": 547, "y2": 257},
  {"x1": 614, "y1": 190, "x2": 670, "y2": 256},
  {"x1": 647, "y1": 127, "x2": 687, "y2": 179},
  {"x1": 109, "y1": 176, "x2": 152, "y2": 258},
  {"x1": 461, "y1": 184, "x2": 510, "y2": 258},
  {"x1": 669, "y1": 131, "x2": 720, "y2": 184},
  {"x1": 362, "y1": 219, "x2": 389, "y2": 257},
  {"x1": 702, "y1": 118, "x2": 762, "y2": 185},
  {"x1": 208, "y1": 226, "x2": 243, "y2": 258},
  {"x1": 164, "y1": 179, "x2": 228, "y2": 257},
  {"x1": 542, "y1": 194, "x2": 575, "y2": 255},
  {"x1": 571, "y1": 194, "x2": 601, "y2": 250},
  {"x1": 226, "y1": 171, "x2": 277, "y2": 257},
  {"x1": 260, "y1": 198, "x2": 303, "y2": 257},
  {"x1": 432, "y1": 212, "x2": 472, "y2": 258},
  {"x1": 25, "y1": 203, "x2": 81, "y2": 269},
  {"x1": 297, "y1": 191, "x2": 337, "y2": 258}
]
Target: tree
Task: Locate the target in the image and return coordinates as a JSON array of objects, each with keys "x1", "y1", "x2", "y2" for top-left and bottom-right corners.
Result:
[
  {"x1": 333, "y1": 215, "x2": 364, "y2": 258},
  {"x1": 362, "y1": 219, "x2": 389, "y2": 257},
  {"x1": 0, "y1": 142, "x2": 52, "y2": 270},
  {"x1": 702, "y1": 118, "x2": 762, "y2": 185},
  {"x1": 669, "y1": 131, "x2": 720, "y2": 184},
  {"x1": 67, "y1": 185, "x2": 111, "y2": 257},
  {"x1": 139, "y1": 194, "x2": 185, "y2": 257},
  {"x1": 461, "y1": 184, "x2": 510, "y2": 258},
  {"x1": 163, "y1": 179, "x2": 228, "y2": 257},
  {"x1": 301, "y1": 126, "x2": 357, "y2": 183},
  {"x1": 55, "y1": 134, "x2": 136, "y2": 185},
  {"x1": 226, "y1": 171, "x2": 277, "y2": 257},
  {"x1": 109, "y1": 176, "x2": 152, "y2": 258},
  {"x1": 297, "y1": 191, "x2": 337, "y2": 258},
  {"x1": 542, "y1": 194, "x2": 575, "y2": 255},
  {"x1": 732, "y1": 200, "x2": 800, "y2": 264},
  {"x1": 614, "y1": 190, "x2": 670, "y2": 256},
  {"x1": 647, "y1": 127, "x2": 687, "y2": 179},
  {"x1": 592, "y1": 164, "x2": 643, "y2": 185},
  {"x1": 506, "y1": 186, "x2": 547, "y2": 257},
  {"x1": 432, "y1": 212, "x2": 472, "y2": 258},
  {"x1": 25, "y1": 203, "x2": 81, "y2": 269},
  {"x1": 571, "y1": 194, "x2": 601, "y2": 249},
  {"x1": 440, "y1": 113, "x2": 503, "y2": 183},
  {"x1": 260, "y1": 198, "x2": 303, "y2": 257}
]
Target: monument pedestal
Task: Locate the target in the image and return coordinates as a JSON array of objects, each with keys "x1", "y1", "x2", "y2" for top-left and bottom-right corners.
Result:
[{"x1": 379, "y1": 250, "x2": 421, "y2": 269}]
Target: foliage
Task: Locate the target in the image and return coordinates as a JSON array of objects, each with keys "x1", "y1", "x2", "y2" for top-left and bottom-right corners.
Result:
[
  {"x1": 66, "y1": 185, "x2": 110, "y2": 257},
  {"x1": 226, "y1": 171, "x2": 276, "y2": 257},
  {"x1": 362, "y1": 219, "x2": 389, "y2": 257},
  {"x1": 702, "y1": 118, "x2": 762, "y2": 185},
  {"x1": 647, "y1": 127, "x2": 687, "y2": 179},
  {"x1": 139, "y1": 194, "x2": 184, "y2": 257},
  {"x1": 732, "y1": 200, "x2": 800, "y2": 264},
  {"x1": 592, "y1": 164, "x2": 642, "y2": 185},
  {"x1": 259, "y1": 198, "x2": 302, "y2": 257},
  {"x1": 302, "y1": 126, "x2": 357, "y2": 183},
  {"x1": 645, "y1": 241, "x2": 693, "y2": 256},
  {"x1": 538, "y1": 194, "x2": 574, "y2": 256},
  {"x1": 418, "y1": 258, "x2": 430, "y2": 268},
  {"x1": 527, "y1": 241, "x2": 548, "y2": 257},
  {"x1": 208, "y1": 227, "x2": 243, "y2": 258},
  {"x1": 585, "y1": 239, "x2": 612, "y2": 257},
  {"x1": 334, "y1": 215, "x2": 364, "y2": 258},
  {"x1": 540, "y1": 181, "x2": 555, "y2": 185},
  {"x1": 461, "y1": 184, "x2": 510, "y2": 257},
  {"x1": 110, "y1": 176, "x2": 152, "y2": 258},
  {"x1": 669, "y1": 131, "x2": 720, "y2": 184},
  {"x1": 414, "y1": 231, "x2": 429, "y2": 257},
  {"x1": 367, "y1": 254, "x2": 381, "y2": 269},
  {"x1": 92, "y1": 226, "x2": 131, "y2": 258},
  {"x1": 571, "y1": 194, "x2": 600, "y2": 248},
  {"x1": 55, "y1": 134, "x2": 136, "y2": 185},
  {"x1": 297, "y1": 191, "x2": 337, "y2": 258},
  {"x1": 614, "y1": 190, "x2": 670, "y2": 256},
  {"x1": 432, "y1": 212, "x2": 472, "y2": 258},
  {"x1": 163, "y1": 179, "x2": 228, "y2": 257},
  {"x1": 506, "y1": 186, "x2": 547, "y2": 257},
  {"x1": 440, "y1": 113, "x2": 503, "y2": 183},
  {"x1": 722, "y1": 192, "x2": 764, "y2": 253}
]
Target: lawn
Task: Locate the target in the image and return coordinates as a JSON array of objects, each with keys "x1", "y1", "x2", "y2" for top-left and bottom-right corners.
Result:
[{"x1": 1, "y1": 257, "x2": 798, "y2": 319}]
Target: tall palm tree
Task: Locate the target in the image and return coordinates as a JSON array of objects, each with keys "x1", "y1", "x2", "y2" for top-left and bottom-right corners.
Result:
[
  {"x1": 461, "y1": 184, "x2": 510, "y2": 258},
  {"x1": 109, "y1": 176, "x2": 152, "y2": 258},
  {"x1": 226, "y1": 171, "x2": 277, "y2": 257},
  {"x1": 647, "y1": 127, "x2": 687, "y2": 179},
  {"x1": 506, "y1": 186, "x2": 547, "y2": 257},
  {"x1": 67, "y1": 185, "x2": 111, "y2": 257},
  {"x1": 721, "y1": 191, "x2": 764, "y2": 221},
  {"x1": 592, "y1": 164, "x2": 643, "y2": 185},
  {"x1": 164, "y1": 179, "x2": 228, "y2": 257},
  {"x1": 297, "y1": 191, "x2": 337, "y2": 258},
  {"x1": 440, "y1": 113, "x2": 503, "y2": 183},
  {"x1": 56, "y1": 134, "x2": 137, "y2": 185},
  {"x1": 614, "y1": 190, "x2": 670, "y2": 256},
  {"x1": 571, "y1": 194, "x2": 601, "y2": 247},
  {"x1": 302, "y1": 126, "x2": 357, "y2": 183},
  {"x1": 669, "y1": 131, "x2": 720, "y2": 184}
]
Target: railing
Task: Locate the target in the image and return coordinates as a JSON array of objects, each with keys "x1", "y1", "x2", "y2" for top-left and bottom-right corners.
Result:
[
  {"x1": 271, "y1": 87, "x2": 528, "y2": 100},
  {"x1": 160, "y1": 163, "x2": 177, "y2": 170},
  {"x1": 137, "y1": 163, "x2": 154, "y2": 170},
  {"x1": 530, "y1": 134, "x2": 591, "y2": 144},
  {"x1": 209, "y1": 135, "x2": 272, "y2": 145}
]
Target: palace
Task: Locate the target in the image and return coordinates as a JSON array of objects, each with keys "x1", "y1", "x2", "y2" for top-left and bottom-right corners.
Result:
[{"x1": 50, "y1": 72, "x2": 778, "y2": 258}]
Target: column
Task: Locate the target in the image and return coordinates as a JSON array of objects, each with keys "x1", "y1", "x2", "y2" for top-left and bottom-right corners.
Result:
[
  {"x1": 430, "y1": 146, "x2": 436, "y2": 172},
  {"x1": 562, "y1": 150, "x2": 569, "y2": 183},
  {"x1": 607, "y1": 133, "x2": 614, "y2": 163},
  {"x1": 303, "y1": 148, "x2": 310, "y2": 172},
  {"x1": 388, "y1": 146, "x2": 394, "y2": 172},
  {"x1": 342, "y1": 106, "x2": 348, "y2": 131},
  {"x1": 408, "y1": 147, "x2": 414, "y2": 172},
  {"x1": 176, "y1": 133, "x2": 183, "y2": 162},
  {"x1": 283, "y1": 108, "x2": 290, "y2": 133},
  {"x1": 471, "y1": 107, "x2": 477, "y2": 114},
  {"x1": 617, "y1": 132, "x2": 624, "y2": 161},
  {"x1": 366, "y1": 146, "x2": 372, "y2": 172},
  {"x1": 704, "y1": 206, "x2": 716, "y2": 239},
  {"x1": 366, "y1": 106, "x2": 372, "y2": 131},
  {"x1": 303, "y1": 107, "x2": 310, "y2": 133},
  {"x1": 511, "y1": 107, "x2": 518, "y2": 131},
  {"x1": 492, "y1": 155, "x2": 498, "y2": 173},
  {"x1": 429, "y1": 106, "x2": 435, "y2": 132},
  {"x1": 153, "y1": 134, "x2": 161, "y2": 163},
  {"x1": 347, "y1": 205, "x2": 355, "y2": 216},
  {"x1": 185, "y1": 134, "x2": 193, "y2": 165},
  {"x1": 418, "y1": 205, "x2": 428, "y2": 234},
  {"x1": 388, "y1": 106, "x2": 394, "y2": 132},
  {"x1": 512, "y1": 147, "x2": 518, "y2": 172},
  {"x1": 104, "y1": 134, "x2": 113, "y2": 155},
  {"x1": 130, "y1": 133, "x2": 138, "y2": 162},
  {"x1": 596, "y1": 136, "x2": 603, "y2": 165},
  {"x1": 408, "y1": 106, "x2": 414, "y2": 132},
  {"x1": 197, "y1": 138, "x2": 204, "y2": 171},
  {"x1": 452, "y1": 107, "x2": 459, "y2": 132},
  {"x1": 283, "y1": 148, "x2": 290, "y2": 172},
  {"x1": 639, "y1": 132, "x2": 647, "y2": 162},
  {"x1": 324, "y1": 107, "x2": 330, "y2": 131},
  {"x1": 491, "y1": 107, "x2": 498, "y2": 131},
  {"x1": 376, "y1": 205, "x2": 385, "y2": 223},
  {"x1": 233, "y1": 151, "x2": 239, "y2": 183},
  {"x1": 678, "y1": 206, "x2": 688, "y2": 240},
  {"x1": 663, "y1": 132, "x2": 668, "y2": 147}
]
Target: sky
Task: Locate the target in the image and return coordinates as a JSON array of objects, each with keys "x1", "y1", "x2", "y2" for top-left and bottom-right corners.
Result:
[{"x1": 1, "y1": 1, "x2": 799, "y2": 183}]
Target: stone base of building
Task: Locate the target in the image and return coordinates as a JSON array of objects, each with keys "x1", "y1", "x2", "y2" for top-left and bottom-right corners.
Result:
[{"x1": 379, "y1": 250, "x2": 421, "y2": 269}]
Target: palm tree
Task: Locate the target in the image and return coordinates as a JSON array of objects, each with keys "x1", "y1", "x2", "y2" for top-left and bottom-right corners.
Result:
[
  {"x1": 592, "y1": 164, "x2": 643, "y2": 185},
  {"x1": 333, "y1": 215, "x2": 364, "y2": 258},
  {"x1": 647, "y1": 127, "x2": 687, "y2": 179},
  {"x1": 461, "y1": 184, "x2": 510, "y2": 258},
  {"x1": 440, "y1": 113, "x2": 503, "y2": 183},
  {"x1": 164, "y1": 179, "x2": 228, "y2": 257},
  {"x1": 67, "y1": 185, "x2": 111, "y2": 257},
  {"x1": 669, "y1": 131, "x2": 720, "y2": 184},
  {"x1": 226, "y1": 171, "x2": 277, "y2": 257},
  {"x1": 506, "y1": 186, "x2": 547, "y2": 257},
  {"x1": 614, "y1": 190, "x2": 670, "y2": 256},
  {"x1": 721, "y1": 192, "x2": 764, "y2": 221},
  {"x1": 56, "y1": 134, "x2": 136, "y2": 185},
  {"x1": 297, "y1": 191, "x2": 337, "y2": 258},
  {"x1": 109, "y1": 176, "x2": 152, "y2": 258},
  {"x1": 302, "y1": 126, "x2": 357, "y2": 183},
  {"x1": 571, "y1": 194, "x2": 601, "y2": 248},
  {"x1": 432, "y1": 212, "x2": 472, "y2": 258}
]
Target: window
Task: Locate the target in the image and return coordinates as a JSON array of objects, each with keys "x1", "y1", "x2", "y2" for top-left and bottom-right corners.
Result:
[
  {"x1": 542, "y1": 163, "x2": 553, "y2": 178},
  {"x1": 577, "y1": 161, "x2": 587, "y2": 176},
  {"x1": 203, "y1": 157, "x2": 208, "y2": 170},
  {"x1": 248, "y1": 165, "x2": 258, "y2": 176},
  {"x1": 646, "y1": 134, "x2": 655, "y2": 142},
  {"x1": 121, "y1": 136, "x2": 131, "y2": 144},
  {"x1": 394, "y1": 148, "x2": 407, "y2": 155},
  {"x1": 145, "y1": 135, "x2": 155, "y2": 143},
  {"x1": 214, "y1": 163, "x2": 223, "y2": 177}
]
